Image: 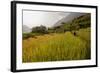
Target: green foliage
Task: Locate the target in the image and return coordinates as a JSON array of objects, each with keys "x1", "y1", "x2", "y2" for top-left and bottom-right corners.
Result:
[
  {"x1": 70, "y1": 13, "x2": 91, "y2": 30},
  {"x1": 32, "y1": 25, "x2": 48, "y2": 34},
  {"x1": 23, "y1": 32, "x2": 47, "y2": 39},
  {"x1": 23, "y1": 33, "x2": 35, "y2": 39},
  {"x1": 52, "y1": 13, "x2": 91, "y2": 33},
  {"x1": 48, "y1": 28, "x2": 55, "y2": 33}
]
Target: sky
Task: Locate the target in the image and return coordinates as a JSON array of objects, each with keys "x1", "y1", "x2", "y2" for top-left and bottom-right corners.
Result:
[{"x1": 23, "y1": 10, "x2": 70, "y2": 28}]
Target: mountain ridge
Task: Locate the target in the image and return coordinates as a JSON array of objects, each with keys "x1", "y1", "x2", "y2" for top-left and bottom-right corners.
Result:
[{"x1": 53, "y1": 13, "x2": 86, "y2": 27}]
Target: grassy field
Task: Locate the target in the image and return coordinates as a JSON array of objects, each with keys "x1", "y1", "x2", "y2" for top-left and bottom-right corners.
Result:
[{"x1": 22, "y1": 28, "x2": 91, "y2": 63}]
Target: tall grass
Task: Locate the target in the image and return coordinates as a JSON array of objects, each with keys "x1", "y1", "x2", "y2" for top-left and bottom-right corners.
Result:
[{"x1": 22, "y1": 28, "x2": 91, "y2": 63}]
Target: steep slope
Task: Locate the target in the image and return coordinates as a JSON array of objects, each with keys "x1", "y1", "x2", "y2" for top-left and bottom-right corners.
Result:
[
  {"x1": 54, "y1": 13, "x2": 85, "y2": 27},
  {"x1": 51, "y1": 13, "x2": 91, "y2": 33}
]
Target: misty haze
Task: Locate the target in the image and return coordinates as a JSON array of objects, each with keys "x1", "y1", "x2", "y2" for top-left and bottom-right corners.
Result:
[{"x1": 23, "y1": 11, "x2": 85, "y2": 33}]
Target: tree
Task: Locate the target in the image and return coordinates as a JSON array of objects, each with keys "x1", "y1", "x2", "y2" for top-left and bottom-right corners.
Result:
[{"x1": 32, "y1": 25, "x2": 48, "y2": 34}]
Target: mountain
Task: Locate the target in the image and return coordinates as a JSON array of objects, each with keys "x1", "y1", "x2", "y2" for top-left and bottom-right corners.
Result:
[
  {"x1": 51, "y1": 13, "x2": 91, "y2": 33},
  {"x1": 53, "y1": 13, "x2": 85, "y2": 27},
  {"x1": 23, "y1": 25, "x2": 31, "y2": 33}
]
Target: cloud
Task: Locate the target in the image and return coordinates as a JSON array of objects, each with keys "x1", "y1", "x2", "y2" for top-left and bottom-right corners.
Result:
[{"x1": 23, "y1": 10, "x2": 70, "y2": 28}]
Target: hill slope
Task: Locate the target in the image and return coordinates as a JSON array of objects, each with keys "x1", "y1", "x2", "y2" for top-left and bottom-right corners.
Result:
[
  {"x1": 52, "y1": 13, "x2": 91, "y2": 33},
  {"x1": 54, "y1": 13, "x2": 85, "y2": 27}
]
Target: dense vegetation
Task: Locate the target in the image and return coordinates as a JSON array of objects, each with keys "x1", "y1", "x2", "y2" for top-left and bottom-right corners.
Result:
[{"x1": 22, "y1": 13, "x2": 91, "y2": 63}]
